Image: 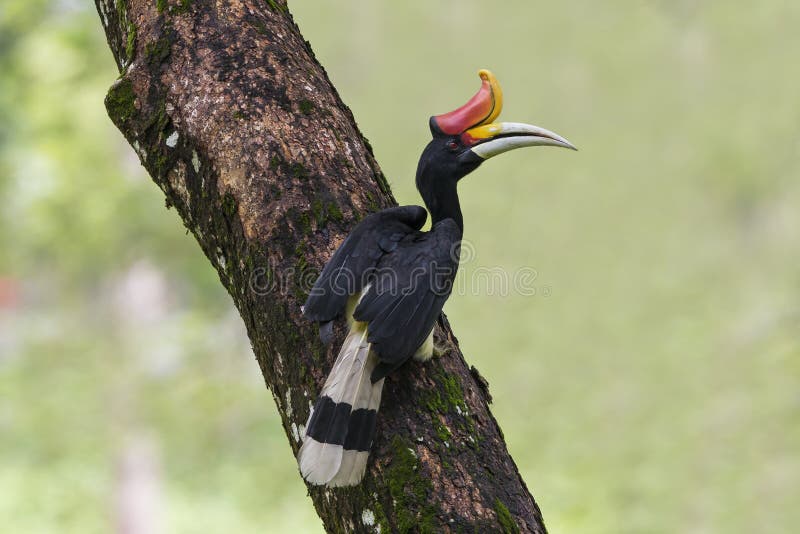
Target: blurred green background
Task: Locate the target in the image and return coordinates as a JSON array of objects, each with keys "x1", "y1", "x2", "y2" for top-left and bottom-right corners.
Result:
[{"x1": 2, "y1": 1, "x2": 799, "y2": 532}]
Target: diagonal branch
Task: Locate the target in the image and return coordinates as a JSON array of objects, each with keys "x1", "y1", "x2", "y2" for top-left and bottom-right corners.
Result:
[{"x1": 94, "y1": 0, "x2": 547, "y2": 531}]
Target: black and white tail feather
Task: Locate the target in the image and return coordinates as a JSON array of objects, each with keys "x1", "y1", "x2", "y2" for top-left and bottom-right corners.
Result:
[{"x1": 297, "y1": 318, "x2": 385, "y2": 487}]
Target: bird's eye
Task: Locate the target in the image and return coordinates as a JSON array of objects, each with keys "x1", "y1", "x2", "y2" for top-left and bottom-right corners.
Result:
[{"x1": 446, "y1": 141, "x2": 459, "y2": 151}]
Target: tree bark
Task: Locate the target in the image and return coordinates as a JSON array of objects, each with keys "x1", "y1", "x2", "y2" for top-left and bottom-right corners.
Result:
[{"x1": 94, "y1": 1, "x2": 547, "y2": 532}]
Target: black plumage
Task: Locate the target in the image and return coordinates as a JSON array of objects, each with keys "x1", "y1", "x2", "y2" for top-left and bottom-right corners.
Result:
[
  {"x1": 297, "y1": 69, "x2": 575, "y2": 487},
  {"x1": 352, "y1": 216, "x2": 461, "y2": 381},
  {"x1": 302, "y1": 205, "x2": 428, "y2": 325},
  {"x1": 303, "y1": 204, "x2": 462, "y2": 382}
]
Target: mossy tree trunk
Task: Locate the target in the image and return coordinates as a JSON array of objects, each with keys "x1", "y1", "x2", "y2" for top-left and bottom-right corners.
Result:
[{"x1": 94, "y1": 1, "x2": 548, "y2": 532}]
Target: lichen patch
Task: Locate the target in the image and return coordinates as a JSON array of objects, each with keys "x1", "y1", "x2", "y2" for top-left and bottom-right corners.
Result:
[
  {"x1": 284, "y1": 389, "x2": 292, "y2": 418},
  {"x1": 361, "y1": 509, "x2": 375, "y2": 526},
  {"x1": 166, "y1": 130, "x2": 179, "y2": 147}
]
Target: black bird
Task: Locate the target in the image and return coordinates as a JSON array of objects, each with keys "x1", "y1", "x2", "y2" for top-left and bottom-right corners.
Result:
[{"x1": 298, "y1": 70, "x2": 575, "y2": 486}]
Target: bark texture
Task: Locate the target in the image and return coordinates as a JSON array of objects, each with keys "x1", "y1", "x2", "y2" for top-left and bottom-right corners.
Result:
[{"x1": 95, "y1": 1, "x2": 547, "y2": 532}]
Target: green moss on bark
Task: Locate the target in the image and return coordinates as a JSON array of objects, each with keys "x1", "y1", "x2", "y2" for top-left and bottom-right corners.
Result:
[
  {"x1": 298, "y1": 99, "x2": 314, "y2": 115},
  {"x1": 385, "y1": 437, "x2": 437, "y2": 533},
  {"x1": 125, "y1": 23, "x2": 137, "y2": 62},
  {"x1": 297, "y1": 211, "x2": 312, "y2": 235},
  {"x1": 145, "y1": 37, "x2": 171, "y2": 65},
  {"x1": 222, "y1": 192, "x2": 237, "y2": 218},
  {"x1": 364, "y1": 191, "x2": 380, "y2": 214},
  {"x1": 174, "y1": 0, "x2": 193, "y2": 14},
  {"x1": 290, "y1": 162, "x2": 308, "y2": 179},
  {"x1": 105, "y1": 78, "x2": 137, "y2": 125},
  {"x1": 269, "y1": 154, "x2": 282, "y2": 170},
  {"x1": 308, "y1": 198, "x2": 345, "y2": 229},
  {"x1": 265, "y1": 0, "x2": 287, "y2": 13},
  {"x1": 433, "y1": 420, "x2": 451, "y2": 443},
  {"x1": 494, "y1": 499, "x2": 520, "y2": 534},
  {"x1": 425, "y1": 370, "x2": 466, "y2": 413},
  {"x1": 374, "y1": 170, "x2": 391, "y2": 195},
  {"x1": 310, "y1": 199, "x2": 325, "y2": 226},
  {"x1": 326, "y1": 201, "x2": 344, "y2": 223}
]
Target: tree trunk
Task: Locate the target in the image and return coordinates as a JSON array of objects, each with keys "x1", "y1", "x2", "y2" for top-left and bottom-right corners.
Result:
[{"x1": 94, "y1": 1, "x2": 548, "y2": 532}]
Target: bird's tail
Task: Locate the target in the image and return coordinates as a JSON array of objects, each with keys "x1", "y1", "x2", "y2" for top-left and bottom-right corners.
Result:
[{"x1": 297, "y1": 321, "x2": 384, "y2": 487}]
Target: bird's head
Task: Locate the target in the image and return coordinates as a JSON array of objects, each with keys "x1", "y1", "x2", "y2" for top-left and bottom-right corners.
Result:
[{"x1": 416, "y1": 69, "x2": 576, "y2": 188}]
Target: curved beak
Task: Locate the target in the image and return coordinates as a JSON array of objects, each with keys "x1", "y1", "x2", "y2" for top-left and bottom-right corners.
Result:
[{"x1": 461, "y1": 122, "x2": 577, "y2": 160}]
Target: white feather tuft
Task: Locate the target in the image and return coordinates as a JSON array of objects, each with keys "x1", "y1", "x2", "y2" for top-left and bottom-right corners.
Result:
[{"x1": 298, "y1": 438, "x2": 343, "y2": 485}]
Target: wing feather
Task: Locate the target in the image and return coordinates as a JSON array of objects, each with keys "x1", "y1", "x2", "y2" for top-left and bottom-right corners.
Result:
[
  {"x1": 304, "y1": 207, "x2": 459, "y2": 382},
  {"x1": 353, "y1": 219, "x2": 461, "y2": 379},
  {"x1": 303, "y1": 206, "x2": 427, "y2": 323}
]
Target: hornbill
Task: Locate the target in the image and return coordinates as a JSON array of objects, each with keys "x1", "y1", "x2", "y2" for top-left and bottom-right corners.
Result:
[{"x1": 298, "y1": 70, "x2": 575, "y2": 487}]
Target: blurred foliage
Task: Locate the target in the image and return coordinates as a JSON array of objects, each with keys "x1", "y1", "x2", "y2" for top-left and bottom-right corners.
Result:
[{"x1": 1, "y1": 0, "x2": 799, "y2": 533}]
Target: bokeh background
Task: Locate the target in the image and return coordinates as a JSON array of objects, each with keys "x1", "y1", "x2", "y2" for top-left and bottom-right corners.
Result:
[{"x1": 2, "y1": 1, "x2": 799, "y2": 532}]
